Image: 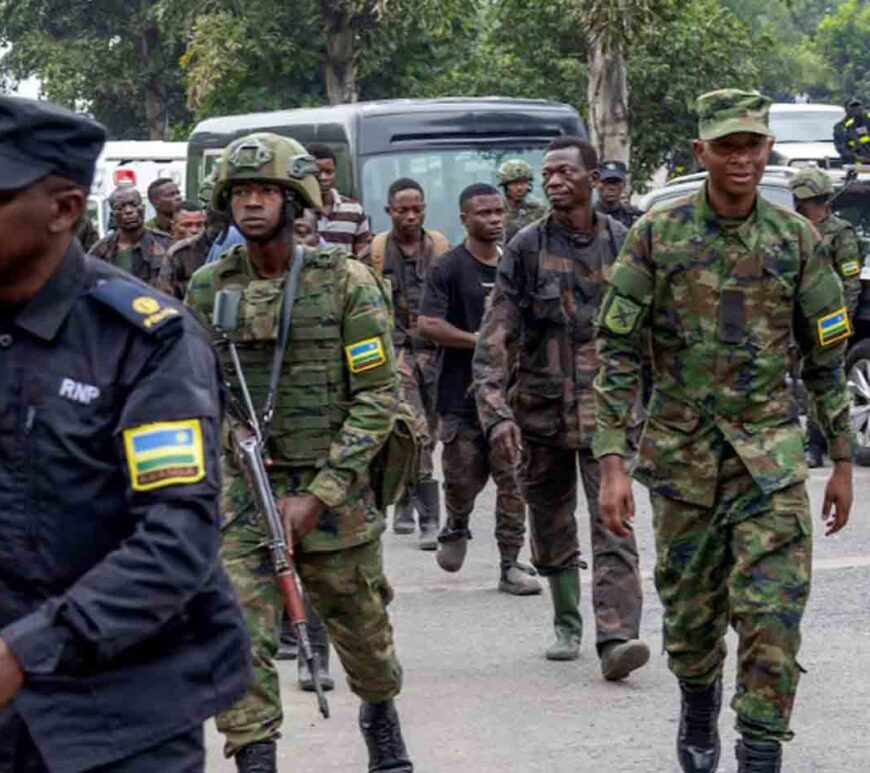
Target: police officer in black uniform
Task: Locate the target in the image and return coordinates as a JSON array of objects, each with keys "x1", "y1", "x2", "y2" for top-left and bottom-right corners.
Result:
[
  {"x1": 0, "y1": 97, "x2": 251, "y2": 772},
  {"x1": 595, "y1": 160, "x2": 643, "y2": 228}
]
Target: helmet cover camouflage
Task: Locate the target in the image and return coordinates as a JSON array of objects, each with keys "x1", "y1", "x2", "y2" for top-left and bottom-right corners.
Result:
[
  {"x1": 695, "y1": 89, "x2": 773, "y2": 141},
  {"x1": 198, "y1": 166, "x2": 219, "y2": 209},
  {"x1": 790, "y1": 167, "x2": 834, "y2": 200},
  {"x1": 212, "y1": 132, "x2": 322, "y2": 211},
  {"x1": 497, "y1": 159, "x2": 533, "y2": 185}
]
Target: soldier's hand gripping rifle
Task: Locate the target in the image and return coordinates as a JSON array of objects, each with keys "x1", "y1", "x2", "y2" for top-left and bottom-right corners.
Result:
[{"x1": 212, "y1": 275, "x2": 330, "y2": 720}]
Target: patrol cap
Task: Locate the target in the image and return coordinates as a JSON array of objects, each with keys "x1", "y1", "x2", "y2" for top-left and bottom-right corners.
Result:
[
  {"x1": 0, "y1": 96, "x2": 106, "y2": 192},
  {"x1": 695, "y1": 89, "x2": 774, "y2": 141},
  {"x1": 790, "y1": 167, "x2": 834, "y2": 200},
  {"x1": 600, "y1": 160, "x2": 627, "y2": 182}
]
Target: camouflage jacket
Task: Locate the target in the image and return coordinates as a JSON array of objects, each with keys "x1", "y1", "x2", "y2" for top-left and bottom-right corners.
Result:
[
  {"x1": 158, "y1": 230, "x2": 212, "y2": 300},
  {"x1": 504, "y1": 196, "x2": 548, "y2": 244},
  {"x1": 473, "y1": 212, "x2": 626, "y2": 450},
  {"x1": 185, "y1": 244, "x2": 398, "y2": 551},
  {"x1": 818, "y1": 213, "x2": 861, "y2": 323},
  {"x1": 89, "y1": 228, "x2": 172, "y2": 288},
  {"x1": 594, "y1": 186, "x2": 853, "y2": 509}
]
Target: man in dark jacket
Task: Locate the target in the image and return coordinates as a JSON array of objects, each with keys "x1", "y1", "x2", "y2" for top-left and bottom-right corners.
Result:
[{"x1": 0, "y1": 95, "x2": 250, "y2": 773}]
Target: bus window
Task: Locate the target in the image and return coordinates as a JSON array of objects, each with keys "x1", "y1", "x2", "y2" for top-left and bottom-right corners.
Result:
[{"x1": 362, "y1": 146, "x2": 547, "y2": 244}]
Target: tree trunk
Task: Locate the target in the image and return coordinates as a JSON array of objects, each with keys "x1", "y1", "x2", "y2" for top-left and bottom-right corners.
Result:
[
  {"x1": 587, "y1": 41, "x2": 630, "y2": 168},
  {"x1": 137, "y1": 13, "x2": 167, "y2": 139},
  {"x1": 323, "y1": 11, "x2": 358, "y2": 104}
]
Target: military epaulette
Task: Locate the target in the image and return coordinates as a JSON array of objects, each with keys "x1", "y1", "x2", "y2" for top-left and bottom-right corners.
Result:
[{"x1": 90, "y1": 278, "x2": 182, "y2": 336}]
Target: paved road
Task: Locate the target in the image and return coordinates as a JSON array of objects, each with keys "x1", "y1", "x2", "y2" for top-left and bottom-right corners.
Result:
[{"x1": 206, "y1": 463, "x2": 870, "y2": 772}]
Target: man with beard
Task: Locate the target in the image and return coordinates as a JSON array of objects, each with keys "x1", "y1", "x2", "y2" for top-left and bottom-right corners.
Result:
[
  {"x1": 89, "y1": 184, "x2": 172, "y2": 287},
  {"x1": 474, "y1": 136, "x2": 649, "y2": 678}
]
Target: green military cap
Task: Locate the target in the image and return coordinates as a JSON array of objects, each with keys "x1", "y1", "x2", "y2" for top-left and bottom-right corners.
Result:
[
  {"x1": 790, "y1": 167, "x2": 834, "y2": 200},
  {"x1": 695, "y1": 89, "x2": 774, "y2": 141}
]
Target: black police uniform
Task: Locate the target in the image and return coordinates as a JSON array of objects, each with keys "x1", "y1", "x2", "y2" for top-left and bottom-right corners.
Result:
[
  {"x1": 0, "y1": 96, "x2": 250, "y2": 773},
  {"x1": 595, "y1": 160, "x2": 642, "y2": 229}
]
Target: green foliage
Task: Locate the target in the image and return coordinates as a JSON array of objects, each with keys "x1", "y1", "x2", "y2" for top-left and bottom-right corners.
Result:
[
  {"x1": 628, "y1": 0, "x2": 761, "y2": 187},
  {"x1": 816, "y1": 0, "x2": 870, "y2": 100}
]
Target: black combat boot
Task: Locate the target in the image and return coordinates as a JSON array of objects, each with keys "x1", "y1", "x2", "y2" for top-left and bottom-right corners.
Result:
[
  {"x1": 393, "y1": 492, "x2": 415, "y2": 535},
  {"x1": 676, "y1": 678, "x2": 722, "y2": 773},
  {"x1": 735, "y1": 738, "x2": 782, "y2": 772},
  {"x1": 359, "y1": 700, "x2": 414, "y2": 772},
  {"x1": 298, "y1": 645, "x2": 335, "y2": 692},
  {"x1": 414, "y1": 480, "x2": 440, "y2": 551},
  {"x1": 235, "y1": 740, "x2": 277, "y2": 773}
]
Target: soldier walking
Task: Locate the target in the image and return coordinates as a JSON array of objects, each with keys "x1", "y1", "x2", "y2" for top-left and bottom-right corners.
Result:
[
  {"x1": 418, "y1": 183, "x2": 541, "y2": 595},
  {"x1": 473, "y1": 137, "x2": 649, "y2": 676},
  {"x1": 370, "y1": 178, "x2": 450, "y2": 549},
  {"x1": 498, "y1": 159, "x2": 547, "y2": 243},
  {"x1": 790, "y1": 167, "x2": 862, "y2": 467},
  {"x1": 186, "y1": 133, "x2": 412, "y2": 773},
  {"x1": 89, "y1": 184, "x2": 172, "y2": 287},
  {"x1": 595, "y1": 90, "x2": 854, "y2": 773}
]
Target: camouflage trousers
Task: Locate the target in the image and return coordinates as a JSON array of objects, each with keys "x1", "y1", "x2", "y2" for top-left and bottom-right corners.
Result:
[
  {"x1": 520, "y1": 442, "x2": 643, "y2": 647},
  {"x1": 396, "y1": 346, "x2": 439, "y2": 486},
  {"x1": 439, "y1": 413, "x2": 526, "y2": 565},
  {"x1": 215, "y1": 502, "x2": 402, "y2": 756},
  {"x1": 651, "y1": 452, "x2": 812, "y2": 743}
]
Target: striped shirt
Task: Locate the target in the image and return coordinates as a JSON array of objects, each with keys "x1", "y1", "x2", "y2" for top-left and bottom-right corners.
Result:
[{"x1": 317, "y1": 189, "x2": 372, "y2": 260}]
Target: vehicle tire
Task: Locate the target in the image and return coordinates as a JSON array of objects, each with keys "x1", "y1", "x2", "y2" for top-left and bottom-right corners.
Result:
[{"x1": 846, "y1": 338, "x2": 870, "y2": 466}]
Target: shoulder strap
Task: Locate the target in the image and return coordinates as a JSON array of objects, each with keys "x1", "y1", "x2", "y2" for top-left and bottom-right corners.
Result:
[
  {"x1": 89, "y1": 277, "x2": 182, "y2": 337},
  {"x1": 261, "y1": 246, "x2": 305, "y2": 442},
  {"x1": 371, "y1": 232, "x2": 388, "y2": 275}
]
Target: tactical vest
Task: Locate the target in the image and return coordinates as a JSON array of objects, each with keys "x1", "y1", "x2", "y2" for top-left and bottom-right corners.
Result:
[
  {"x1": 844, "y1": 113, "x2": 870, "y2": 150},
  {"x1": 212, "y1": 246, "x2": 348, "y2": 468}
]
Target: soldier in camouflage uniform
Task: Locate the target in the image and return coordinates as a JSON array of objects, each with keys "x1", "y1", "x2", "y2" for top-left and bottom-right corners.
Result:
[
  {"x1": 89, "y1": 185, "x2": 171, "y2": 287},
  {"x1": 790, "y1": 167, "x2": 862, "y2": 467},
  {"x1": 498, "y1": 159, "x2": 547, "y2": 243},
  {"x1": 595, "y1": 90, "x2": 854, "y2": 773},
  {"x1": 186, "y1": 133, "x2": 412, "y2": 773},
  {"x1": 370, "y1": 178, "x2": 450, "y2": 548},
  {"x1": 473, "y1": 137, "x2": 649, "y2": 678}
]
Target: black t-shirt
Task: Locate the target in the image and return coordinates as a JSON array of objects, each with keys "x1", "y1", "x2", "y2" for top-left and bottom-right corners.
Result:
[{"x1": 420, "y1": 244, "x2": 497, "y2": 416}]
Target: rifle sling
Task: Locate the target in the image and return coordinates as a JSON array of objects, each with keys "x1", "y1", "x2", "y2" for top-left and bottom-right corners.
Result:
[{"x1": 261, "y1": 245, "x2": 304, "y2": 444}]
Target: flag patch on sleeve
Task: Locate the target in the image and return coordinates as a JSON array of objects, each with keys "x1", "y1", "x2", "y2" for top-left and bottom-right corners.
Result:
[
  {"x1": 817, "y1": 308, "x2": 851, "y2": 347},
  {"x1": 345, "y1": 337, "x2": 386, "y2": 373},
  {"x1": 841, "y1": 259, "x2": 861, "y2": 277},
  {"x1": 122, "y1": 419, "x2": 205, "y2": 492}
]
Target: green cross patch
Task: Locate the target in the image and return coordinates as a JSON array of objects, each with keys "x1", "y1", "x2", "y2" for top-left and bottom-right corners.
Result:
[{"x1": 603, "y1": 295, "x2": 642, "y2": 335}]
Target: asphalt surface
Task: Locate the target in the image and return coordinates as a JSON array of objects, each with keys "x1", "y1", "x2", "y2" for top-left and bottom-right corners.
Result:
[{"x1": 206, "y1": 462, "x2": 870, "y2": 772}]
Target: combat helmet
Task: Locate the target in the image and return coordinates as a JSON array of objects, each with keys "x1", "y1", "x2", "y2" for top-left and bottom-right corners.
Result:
[
  {"x1": 790, "y1": 167, "x2": 834, "y2": 200},
  {"x1": 497, "y1": 159, "x2": 534, "y2": 186},
  {"x1": 212, "y1": 132, "x2": 322, "y2": 212}
]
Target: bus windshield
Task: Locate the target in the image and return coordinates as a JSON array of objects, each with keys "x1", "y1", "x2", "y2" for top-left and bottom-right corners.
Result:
[{"x1": 361, "y1": 145, "x2": 548, "y2": 244}]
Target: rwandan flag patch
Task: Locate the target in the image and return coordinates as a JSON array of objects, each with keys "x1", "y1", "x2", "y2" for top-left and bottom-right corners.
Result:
[
  {"x1": 817, "y1": 308, "x2": 851, "y2": 347},
  {"x1": 122, "y1": 419, "x2": 205, "y2": 492},
  {"x1": 841, "y1": 259, "x2": 861, "y2": 277},
  {"x1": 345, "y1": 337, "x2": 386, "y2": 373}
]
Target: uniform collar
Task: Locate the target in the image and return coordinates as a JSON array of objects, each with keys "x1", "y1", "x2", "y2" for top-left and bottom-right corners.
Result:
[
  {"x1": 692, "y1": 183, "x2": 764, "y2": 251},
  {"x1": 15, "y1": 240, "x2": 87, "y2": 342}
]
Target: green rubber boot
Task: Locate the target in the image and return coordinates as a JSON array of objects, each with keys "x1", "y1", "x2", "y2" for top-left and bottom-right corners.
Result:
[{"x1": 545, "y1": 569, "x2": 582, "y2": 661}]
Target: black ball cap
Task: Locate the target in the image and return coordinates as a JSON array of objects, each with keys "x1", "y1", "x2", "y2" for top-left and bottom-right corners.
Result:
[
  {"x1": 0, "y1": 96, "x2": 106, "y2": 192},
  {"x1": 600, "y1": 160, "x2": 627, "y2": 182}
]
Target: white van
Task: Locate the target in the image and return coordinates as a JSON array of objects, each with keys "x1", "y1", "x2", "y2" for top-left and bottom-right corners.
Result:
[
  {"x1": 87, "y1": 141, "x2": 188, "y2": 236},
  {"x1": 768, "y1": 103, "x2": 845, "y2": 169}
]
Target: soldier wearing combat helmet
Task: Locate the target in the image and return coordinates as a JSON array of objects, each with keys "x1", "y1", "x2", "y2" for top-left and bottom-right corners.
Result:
[
  {"x1": 596, "y1": 89, "x2": 853, "y2": 773},
  {"x1": 497, "y1": 158, "x2": 547, "y2": 243},
  {"x1": 185, "y1": 132, "x2": 413, "y2": 773},
  {"x1": 790, "y1": 167, "x2": 862, "y2": 468}
]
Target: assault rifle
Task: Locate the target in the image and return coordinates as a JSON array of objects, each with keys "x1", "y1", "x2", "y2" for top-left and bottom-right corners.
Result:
[{"x1": 213, "y1": 284, "x2": 330, "y2": 719}]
